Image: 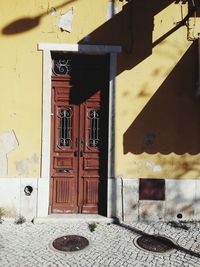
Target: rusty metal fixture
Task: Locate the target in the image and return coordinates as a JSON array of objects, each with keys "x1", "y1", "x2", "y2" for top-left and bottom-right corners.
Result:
[
  {"x1": 134, "y1": 235, "x2": 175, "y2": 253},
  {"x1": 52, "y1": 235, "x2": 89, "y2": 252}
]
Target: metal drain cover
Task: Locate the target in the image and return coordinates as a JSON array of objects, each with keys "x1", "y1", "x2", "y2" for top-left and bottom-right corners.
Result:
[
  {"x1": 134, "y1": 235, "x2": 175, "y2": 253},
  {"x1": 52, "y1": 235, "x2": 89, "y2": 252}
]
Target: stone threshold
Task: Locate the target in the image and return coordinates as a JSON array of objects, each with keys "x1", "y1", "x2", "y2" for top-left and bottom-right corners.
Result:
[{"x1": 33, "y1": 214, "x2": 114, "y2": 224}]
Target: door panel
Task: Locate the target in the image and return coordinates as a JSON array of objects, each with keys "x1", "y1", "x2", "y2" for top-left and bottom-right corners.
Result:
[
  {"x1": 52, "y1": 177, "x2": 77, "y2": 213},
  {"x1": 79, "y1": 100, "x2": 101, "y2": 213},
  {"x1": 50, "y1": 53, "x2": 109, "y2": 214},
  {"x1": 82, "y1": 177, "x2": 99, "y2": 213},
  {"x1": 50, "y1": 80, "x2": 79, "y2": 213}
]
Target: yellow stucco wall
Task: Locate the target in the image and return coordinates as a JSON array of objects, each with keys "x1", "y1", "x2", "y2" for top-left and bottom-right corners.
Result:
[
  {"x1": 0, "y1": 0, "x2": 110, "y2": 177},
  {"x1": 116, "y1": 2, "x2": 200, "y2": 179},
  {"x1": 0, "y1": 0, "x2": 199, "y2": 178}
]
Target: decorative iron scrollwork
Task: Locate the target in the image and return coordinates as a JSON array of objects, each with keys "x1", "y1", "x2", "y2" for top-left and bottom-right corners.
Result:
[
  {"x1": 59, "y1": 108, "x2": 73, "y2": 147},
  {"x1": 88, "y1": 109, "x2": 100, "y2": 147},
  {"x1": 53, "y1": 59, "x2": 71, "y2": 75}
]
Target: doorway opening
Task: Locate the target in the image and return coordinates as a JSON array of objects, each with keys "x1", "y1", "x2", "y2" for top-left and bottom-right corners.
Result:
[{"x1": 49, "y1": 53, "x2": 110, "y2": 215}]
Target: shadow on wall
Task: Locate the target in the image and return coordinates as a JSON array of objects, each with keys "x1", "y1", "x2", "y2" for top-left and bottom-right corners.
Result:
[
  {"x1": 124, "y1": 41, "x2": 200, "y2": 155},
  {"x1": 2, "y1": 0, "x2": 199, "y2": 157},
  {"x1": 78, "y1": 0, "x2": 181, "y2": 72},
  {"x1": 1, "y1": 0, "x2": 76, "y2": 35},
  {"x1": 2, "y1": 0, "x2": 192, "y2": 75}
]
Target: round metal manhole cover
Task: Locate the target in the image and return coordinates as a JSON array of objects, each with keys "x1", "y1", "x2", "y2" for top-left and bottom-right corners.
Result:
[
  {"x1": 52, "y1": 235, "x2": 89, "y2": 252},
  {"x1": 134, "y1": 235, "x2": 175, "y2": 253}
]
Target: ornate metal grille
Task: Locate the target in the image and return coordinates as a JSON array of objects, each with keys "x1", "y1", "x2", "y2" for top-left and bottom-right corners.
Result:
[
  {"x1": 88, "y1": 109, "x2": 100, "y2": 147},
  {"x1": 53, "y1": 59, "x2": 71, "y2": 75},
  {"x1": 59, "y1": 108, "x2": 73, "y2": 146}
]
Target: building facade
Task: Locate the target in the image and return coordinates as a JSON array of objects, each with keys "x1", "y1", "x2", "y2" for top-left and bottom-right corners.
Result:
[{"x1": 0, "y1": 0, "x2": 200, "y2": 222}]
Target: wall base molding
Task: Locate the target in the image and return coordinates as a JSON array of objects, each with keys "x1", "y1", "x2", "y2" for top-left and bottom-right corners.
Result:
[{"x1": 0, "y1": 177, "x2": 199, "y2": 222}]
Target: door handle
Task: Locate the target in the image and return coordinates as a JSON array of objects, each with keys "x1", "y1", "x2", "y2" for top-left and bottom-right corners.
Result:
[
  {"x1": 80, "y1": 138, "x2": 85, "y2": 146},
  {"x1": 80, "y1": 151, "x2": 84, "y2": 157}
]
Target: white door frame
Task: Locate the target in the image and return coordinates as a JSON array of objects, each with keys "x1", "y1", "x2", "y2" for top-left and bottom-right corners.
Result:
[{"x1": 37, "y1": 43, "x2": 121, "y2": 217}]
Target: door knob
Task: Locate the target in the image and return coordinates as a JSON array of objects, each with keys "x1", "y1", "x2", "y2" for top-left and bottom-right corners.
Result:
[{"x1": 80, "y1": 138, "x2": 85, "y2": 146}]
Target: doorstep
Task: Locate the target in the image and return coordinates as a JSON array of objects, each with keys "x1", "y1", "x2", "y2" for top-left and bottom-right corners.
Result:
[{"x1": 33, "y1": 214, "x2": 115, "y2": 224}]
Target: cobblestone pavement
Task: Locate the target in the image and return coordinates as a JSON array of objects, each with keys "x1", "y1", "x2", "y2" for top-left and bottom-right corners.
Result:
[{"x1": 1, "y1": 220, "x2": 200, "y2": 266}]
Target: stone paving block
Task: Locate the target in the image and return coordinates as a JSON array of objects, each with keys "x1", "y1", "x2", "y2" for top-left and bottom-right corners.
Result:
[{"x1": 1, "y1": 221, "x2": 200, "y2": 266}]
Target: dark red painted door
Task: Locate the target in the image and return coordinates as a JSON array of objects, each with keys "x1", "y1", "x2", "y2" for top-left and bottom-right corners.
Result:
[{"x1": 49, "y1": 53, "x2": 109, "y2": 214}]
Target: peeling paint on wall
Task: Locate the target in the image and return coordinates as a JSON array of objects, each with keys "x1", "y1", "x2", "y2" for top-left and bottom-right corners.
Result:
[
  {"x1": 0, "y1": 130, "x2": 18, "y2": 177},
  {"x1": 16, "y1": 154, "x2": 39, "y2": 176},
  {"x1": 50, "y1": 7, "x2": 57, "y2": 16},
  {"x1": 146, "y1": 161, "x2": 162, "y2": 172},
  {"x1": 57, "y1": 8, "x2": 73, "y2": 32}
]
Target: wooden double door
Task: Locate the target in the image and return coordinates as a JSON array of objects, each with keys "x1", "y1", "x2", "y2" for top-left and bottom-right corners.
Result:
[{"x1": 49, "y1": 53, "x2": 109, "y2": 214}]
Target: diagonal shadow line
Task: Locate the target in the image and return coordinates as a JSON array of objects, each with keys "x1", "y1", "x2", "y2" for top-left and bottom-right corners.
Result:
[
  {"x1": 153, "y1": 6, "x2": 196, "y2": 47},
  {"x1": 116, "y1": 221, "x2": 200, "y2": 259}
]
